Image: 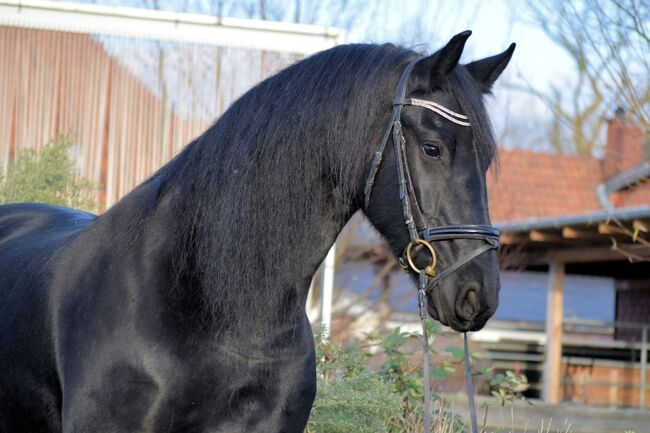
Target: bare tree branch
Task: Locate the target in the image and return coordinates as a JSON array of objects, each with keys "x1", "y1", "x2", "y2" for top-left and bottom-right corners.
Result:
[{"x1": 525, "y1": 0, "x2": 649, "y2": 155}]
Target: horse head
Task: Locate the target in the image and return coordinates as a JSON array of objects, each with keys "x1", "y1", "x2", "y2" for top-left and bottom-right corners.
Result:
[{"x1": 364, "y1": 31, "x2": 515, "y2": 332}]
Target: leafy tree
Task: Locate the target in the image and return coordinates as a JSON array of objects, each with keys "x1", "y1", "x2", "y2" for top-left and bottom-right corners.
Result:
[{"x1": 0, "y1": 135, "x2": 99, "y2": 212}]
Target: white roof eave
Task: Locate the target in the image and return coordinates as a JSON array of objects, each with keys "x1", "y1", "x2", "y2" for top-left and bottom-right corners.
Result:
[{"x1": 0, "y1": 0, "x2": 345, "y2": 54}]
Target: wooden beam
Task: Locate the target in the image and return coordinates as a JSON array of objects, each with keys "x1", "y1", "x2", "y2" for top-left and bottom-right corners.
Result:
[
  {"x1": 633, "y1": 219, "x2": 649, "y2": 231},
  {"x1": 529, "y1": 230, "x2": 564, "y2": 243},
  {"x1": 543, "y1": 260, "x2": 565, "y2": 404},
  {"x1": 519, "y1": 243, "x2": 650, "y2": 266},
  {"x1": 562, "y1": 227, "x2": 601, "y2": 240},
  {"x1": 633, "y1": 219, "x2": 649, "y2": 240},
  {"x1": 598, "y1": 223, "x2": 627, "y2": 236},
  {"x1": 499, "y1": 232, "x2": 526, "y2": 245}
]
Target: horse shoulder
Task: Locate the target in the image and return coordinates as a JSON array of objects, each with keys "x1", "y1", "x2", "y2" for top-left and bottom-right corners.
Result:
[{"x1": 0, "y1": 202, "x2": 96, "y2": 247}]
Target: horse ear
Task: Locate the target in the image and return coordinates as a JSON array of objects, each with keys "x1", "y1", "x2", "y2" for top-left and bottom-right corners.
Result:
[
  {"x1": 465, "y1": 43, "x2": 516, "y2": 93},
  {"x1": 414, "y1": 30, "x2": 472, "y2": 88}
]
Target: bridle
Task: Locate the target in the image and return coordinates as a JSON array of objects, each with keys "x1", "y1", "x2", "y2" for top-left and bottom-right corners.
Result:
[
  {"x1": 363, "y1": 56, "x2": 500, "y2": 280},
  {"x1": 363, "y1": 57, "x2": 500, "y2": 433},
  {"x1": 365, "y1": 54, "x2": 498, "y2": 433}
]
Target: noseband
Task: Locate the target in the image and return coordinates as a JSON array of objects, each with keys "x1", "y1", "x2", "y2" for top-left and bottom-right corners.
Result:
[{"x1": 363, "y1": 57, "x2": 500, "y2": 433}]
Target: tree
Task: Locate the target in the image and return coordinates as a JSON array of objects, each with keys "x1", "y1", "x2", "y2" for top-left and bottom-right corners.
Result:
[
  {"x1": 0, "y1": 135, "x2": 99, "y2": 212},
  {"x1": 523, "y1": 0, "x2": 649, "y2": 154}
]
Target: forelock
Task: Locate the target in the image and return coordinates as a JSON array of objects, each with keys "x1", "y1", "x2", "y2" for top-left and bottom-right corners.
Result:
[{"x1": 448, "y1": 65, "x2": 498, "y2": 166}]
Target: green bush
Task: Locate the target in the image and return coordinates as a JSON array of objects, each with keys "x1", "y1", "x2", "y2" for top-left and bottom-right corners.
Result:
[
  {"x1": 308, "y1": 325, "x2": 529, "y2": 433},
  {"x1": 307, "y1": 371, "x2": 403, "y2": 433},
  {"x1": 0, "y1": 135, "x2": 98, "y2": 212},
  {"x1": 308, "y1": 329, "x2": 402, "y2": 433},
  {"x1": 308, "y1": 325, "x2": 466, "y2": 433}
]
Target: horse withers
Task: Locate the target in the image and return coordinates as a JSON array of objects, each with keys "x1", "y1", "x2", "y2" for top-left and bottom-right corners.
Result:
[{"x1": 0, "y1": 32, "x2": 513, "y2": 433}]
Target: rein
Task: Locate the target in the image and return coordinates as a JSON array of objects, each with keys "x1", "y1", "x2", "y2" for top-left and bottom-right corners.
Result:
[{"x1": 364, "y1": 57, "x2": 500, "y2": 433}]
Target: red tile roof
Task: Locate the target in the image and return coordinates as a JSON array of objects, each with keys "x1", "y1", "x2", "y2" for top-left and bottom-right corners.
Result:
[{"x1": 487, "y1": 149, "x2": 604, "y2": 223}]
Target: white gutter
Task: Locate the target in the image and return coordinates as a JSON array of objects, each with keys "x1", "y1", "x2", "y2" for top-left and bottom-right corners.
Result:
[
  {"x1": 596, "y1": 162, "x2": 650, "y2": 212},
  {"x1": 496, "y1": 206, "x2": 650, "y2": 232},
  {"x1": 0, "y1": 0, "x2": 344, "y2": 54},
  {"x1": 321, "y1": 243, "x2": 336, "y2": 338},
  {"x1": 595, "y1": 183, "x2": 615, "y2": 213}
]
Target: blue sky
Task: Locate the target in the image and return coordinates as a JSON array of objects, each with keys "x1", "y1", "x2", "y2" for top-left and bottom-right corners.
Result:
[
  {"x1": 83, "y1": 0, "x2": 579, "y2": 150},
  {"x1": 86, "y1": 0, "x2": 577, "y2": 94},
  {"x1": 342, "y1": 0, "x2": 577, "y2": 149}
]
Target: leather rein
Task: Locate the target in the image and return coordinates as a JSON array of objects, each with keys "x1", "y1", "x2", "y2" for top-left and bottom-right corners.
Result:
[{"x1": 363, "y1": 57, "x2": 500, "y2": 433}]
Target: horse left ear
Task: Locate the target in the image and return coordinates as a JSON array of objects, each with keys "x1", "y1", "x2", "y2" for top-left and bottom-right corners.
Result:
[
  {"x1": 413, "y1": 30, "x2": 472, "y2": 89},
  {"x1": 465, "y1": 43, "x2": 516, "y2": 93}
]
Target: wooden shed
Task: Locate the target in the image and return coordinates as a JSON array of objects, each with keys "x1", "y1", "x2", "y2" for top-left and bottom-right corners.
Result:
[{"x1": 488, "y1": 111, "x2": 650, "y2": 405}]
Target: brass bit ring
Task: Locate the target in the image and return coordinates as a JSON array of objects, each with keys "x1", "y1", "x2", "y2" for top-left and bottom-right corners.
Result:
[{"x1": 405, "y1": 239, "x2": 437, "y2": 277}]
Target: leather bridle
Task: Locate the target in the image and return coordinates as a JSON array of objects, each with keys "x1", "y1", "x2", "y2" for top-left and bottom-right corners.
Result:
[
  {"x1": 364, "y1": 56, "x2": 500, "y2": 283},
  {"x1": 363, "y1": 57, "x2": 500, "y2": 433}
]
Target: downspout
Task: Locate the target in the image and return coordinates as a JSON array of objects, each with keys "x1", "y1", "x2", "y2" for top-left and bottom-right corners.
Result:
[{"x1": 596, "y1": 162, "x2": 650, "y2": 212}]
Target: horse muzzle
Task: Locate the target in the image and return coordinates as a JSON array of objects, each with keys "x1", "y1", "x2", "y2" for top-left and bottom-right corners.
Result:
[{"x1": 400, "y1": 224, "x2": 500, "y2": 331}]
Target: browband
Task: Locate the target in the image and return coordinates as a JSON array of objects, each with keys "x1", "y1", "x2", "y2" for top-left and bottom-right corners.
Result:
[{"x1": 401, "y1": 98, "x2": 471, "y2": 126}]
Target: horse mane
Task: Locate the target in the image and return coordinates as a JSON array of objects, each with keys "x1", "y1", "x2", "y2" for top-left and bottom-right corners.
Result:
[
  {"x1": 448, "y1": 66, "x2": 498, "y2": 166},
  {"x1": 149, "y1": 43, "x2": 496, "y2": 334}
]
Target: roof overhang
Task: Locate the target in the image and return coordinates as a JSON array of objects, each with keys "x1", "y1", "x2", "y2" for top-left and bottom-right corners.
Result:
[
  {"x1": 496, "y1": 206, "x2": 650, "y2": 267},
  {"x1": 496, "y1": 206, "x2": 650, "y2": 233},
  {"x1": 0, "y1": 0, "x2": 344, "y2": 54}
]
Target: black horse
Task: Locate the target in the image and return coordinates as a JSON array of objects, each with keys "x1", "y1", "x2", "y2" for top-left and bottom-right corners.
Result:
[{"x1": 0, "y1": 32, "x2": 513, "y2": 432}]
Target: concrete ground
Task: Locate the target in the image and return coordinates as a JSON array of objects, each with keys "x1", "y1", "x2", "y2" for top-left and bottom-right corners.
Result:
[{"x1": 443, "y1": 394, "x2": 649, "y2": 433}]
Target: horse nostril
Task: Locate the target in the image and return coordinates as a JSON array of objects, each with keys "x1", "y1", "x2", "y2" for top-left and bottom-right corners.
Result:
[{"x1": 457, "y1": 285, "x2": 480, "y2": 322}]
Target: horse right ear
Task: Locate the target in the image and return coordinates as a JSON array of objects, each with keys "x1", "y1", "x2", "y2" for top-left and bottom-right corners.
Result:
[
  {"x1": 465, "y1": 43, "x2": 516, "y2": 93},
  {"x1": 414, "y1": 30, "x2": 472, "y2": 89}
]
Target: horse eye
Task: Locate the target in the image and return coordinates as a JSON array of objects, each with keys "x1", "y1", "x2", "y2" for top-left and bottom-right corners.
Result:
[{"x1": 421, "y1": 143, "x2": 441, "y2": 159}]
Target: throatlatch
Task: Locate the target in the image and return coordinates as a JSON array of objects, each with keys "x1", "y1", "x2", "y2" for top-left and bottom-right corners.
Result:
[{"x1": 363, "y1": 56, "x2": 500, "y2": 433}]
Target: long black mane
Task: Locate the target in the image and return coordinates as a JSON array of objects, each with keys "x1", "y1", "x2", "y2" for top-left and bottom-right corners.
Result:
[{"x1": 150, "y1": 43, "x2": 495, "y2": 333}]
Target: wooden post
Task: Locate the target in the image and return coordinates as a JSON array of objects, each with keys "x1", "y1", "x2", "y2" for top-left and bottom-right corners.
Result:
[
  {"x1": 543, "y1": 260, "x2": 565, "y2": 403},
  {"x1": 609, "y1": 370, "x2": 619, "y2": 407},
  {"x1": 640, "y1": 326, "x2": 647, "y2": 408}
]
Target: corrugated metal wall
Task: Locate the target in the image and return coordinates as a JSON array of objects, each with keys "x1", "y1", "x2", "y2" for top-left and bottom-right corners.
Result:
[{"x1": 0, "y1": 26, "x2": 298, "y2": 208}]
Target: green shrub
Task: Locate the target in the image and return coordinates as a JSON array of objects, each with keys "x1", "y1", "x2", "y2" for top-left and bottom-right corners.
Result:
[
  {"x1": 308, "y1": 325, "x2": 529, "y2": 433},
  {"x1": 308, "y1": 325, "x2": 466, "y2": 433},
  {"x1": 308, "y1": 329, "x2": 402, "y2": 432},
  {"x1": 372, "y1": 324, "x2": 465, "y2": 433},
  {"x1": 0, "y1": 134, "x2": 98, "y2": 212},
  {"x1": 489, "y1": 370, "x2": 530, "y2": 406},
  {"x1": 307, "y1": 371, "x2": 403, "y2": 433}
]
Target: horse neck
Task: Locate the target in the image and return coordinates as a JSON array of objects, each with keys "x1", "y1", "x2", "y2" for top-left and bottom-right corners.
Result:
[
  {"x1": 95, "y1": 44, "x2": 406, "y2": 347},
  {"x1": 154, "y1": 133, "x2": 360, "y2": 343}
]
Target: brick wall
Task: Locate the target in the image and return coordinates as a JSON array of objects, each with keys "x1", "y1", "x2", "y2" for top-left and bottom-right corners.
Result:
[{"x1": 562, "y1": 362, "x2": 649, "y2": 407}]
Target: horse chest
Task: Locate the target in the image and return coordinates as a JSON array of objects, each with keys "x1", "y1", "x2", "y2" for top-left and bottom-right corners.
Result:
[{"x1": 58, "y1": 333, "x2": 316, "y2": 433}]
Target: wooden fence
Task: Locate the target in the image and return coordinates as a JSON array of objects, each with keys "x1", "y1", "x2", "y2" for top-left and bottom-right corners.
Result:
[{"x1": 0, "y1": 26, "x2": 297, "y2": 208}]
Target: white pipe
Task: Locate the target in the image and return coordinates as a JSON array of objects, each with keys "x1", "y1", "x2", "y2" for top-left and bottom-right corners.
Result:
[
  {"x1": 595, "y1": 183, "x2": 615, "y2": 212},
  {"x1": 321, "y1": 243, "x2": 336, "y2": 338},
  {"x1": 496, "y1": 205, "x2": 650, "y2": 232},
  {"x1": 0, "y1": 0, "x2": 344, "y2": 54},
  {"x1": 597, "y1": 162, "x2": 650, "y2": 212},
  {"x1": 305, "y1": 275, "x2": 317, "y2": 323}
]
